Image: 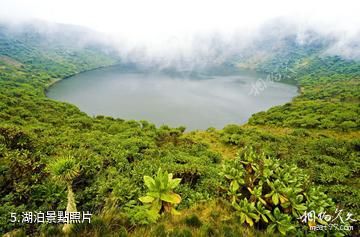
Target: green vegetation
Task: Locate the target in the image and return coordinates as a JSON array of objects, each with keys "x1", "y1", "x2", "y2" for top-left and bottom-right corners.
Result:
[
  {"x1": 49, "y1": 155, "x2": 80, "y2": 234},
  {"x1": 250, "y1": 57, "x2": 360, "y2": 131},
  {"x1": 139, "y1": 168, "x2": 182, "y2": 214},
  {"x1": 0, "y1": 24, "x2": 359, "y2": 236},
  {"x1": 221, "y1": 147, "x2": 343, "y2": 236}
]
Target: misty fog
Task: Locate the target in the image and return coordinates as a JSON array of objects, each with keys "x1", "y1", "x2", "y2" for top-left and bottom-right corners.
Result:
[{"x1": 1, "y1": 0, "x2": 360, "y2": 69}]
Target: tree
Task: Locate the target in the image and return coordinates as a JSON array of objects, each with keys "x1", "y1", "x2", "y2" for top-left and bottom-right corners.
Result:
[{"x1": 49, "y1": 155, "x2": 79, "y2": 235}]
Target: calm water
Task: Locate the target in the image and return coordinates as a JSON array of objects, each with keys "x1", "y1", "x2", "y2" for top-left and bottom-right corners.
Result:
[{"x1": 47, "y1": 66, "x2": 297, "y2": 130}]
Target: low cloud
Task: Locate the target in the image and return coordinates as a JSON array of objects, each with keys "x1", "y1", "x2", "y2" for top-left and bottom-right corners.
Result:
[{"x1": 1, "y1": 15, "x2": 359, "y2": 70}]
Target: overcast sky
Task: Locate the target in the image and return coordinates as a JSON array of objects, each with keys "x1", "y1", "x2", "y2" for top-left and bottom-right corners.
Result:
[
  {"x1": 1, "y1": 0, "x2": 359, "y2": 38},
  {"x1": 1, "y1": 0, "x2": 359, "y2": 61}
]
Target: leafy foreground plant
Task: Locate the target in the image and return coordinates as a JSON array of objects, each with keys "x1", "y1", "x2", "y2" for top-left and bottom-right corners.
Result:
[
  {"x1": 48, "y1": 155, "x2": 80, "y2": 235},
  {"x1": 138, "y1": 168, "x2": 182, "y2": 222},
  {"x1": 221, "y1": 146, "x2": 352, "y2": 236}
]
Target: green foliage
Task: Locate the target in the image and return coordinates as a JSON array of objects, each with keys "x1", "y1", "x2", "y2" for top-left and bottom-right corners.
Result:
[
  {"x1": 266, "y1": 207, "x2": 295, "y2": 235},
  {"x1": 139, "y1": 168, "x2": 182, "y2": 218},
  {"x1": 219, "y1": 123, "x2": 360, "y2": 228},
  {"x1": 221, "y1": 147, "x2": 347, "y2": 236},
  {"x1": 49, "y1": 155, "x2": 79, "y2": 184},
  {"x1": 125, "y1": 202, "x2": 160, "y2": 225},
  {"x1": 249, "y1": 56, "x2": 360, "y2": 131},
  {"x1": 232, "y1": 198, "x2": 259, "y2": 227},
  {"x1": 0, "y1": 125, "x2": 34, "y2": 151},
  {"x1": 48, "y1": 155, "x2": 80, "y2": 234}
]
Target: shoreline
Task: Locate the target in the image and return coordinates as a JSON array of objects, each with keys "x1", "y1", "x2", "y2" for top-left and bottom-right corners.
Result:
[
  {"x1": 44, "y1": 62, "x2": 122, "y2": 94},
  {"x1": 44, "y1": 65, "x2": 301, "y2": 131}
]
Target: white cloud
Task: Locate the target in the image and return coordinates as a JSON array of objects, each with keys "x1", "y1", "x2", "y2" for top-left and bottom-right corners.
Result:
[
  {"x1": 1, "y1": 0, "x2": 359, "y2": 62},
  {"x1": 1, "y1": 0, "x2": 359, "y2": 39}
]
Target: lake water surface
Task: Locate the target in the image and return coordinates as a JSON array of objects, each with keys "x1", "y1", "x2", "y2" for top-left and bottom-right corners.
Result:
[{"x1": 47, "y1": 66, "x2": 297, "y2": 130}]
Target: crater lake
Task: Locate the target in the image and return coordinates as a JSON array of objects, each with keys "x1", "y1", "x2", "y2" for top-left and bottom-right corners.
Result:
[{"x1": 47, "y1": 65, "x2": 298, "y2": 130}]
